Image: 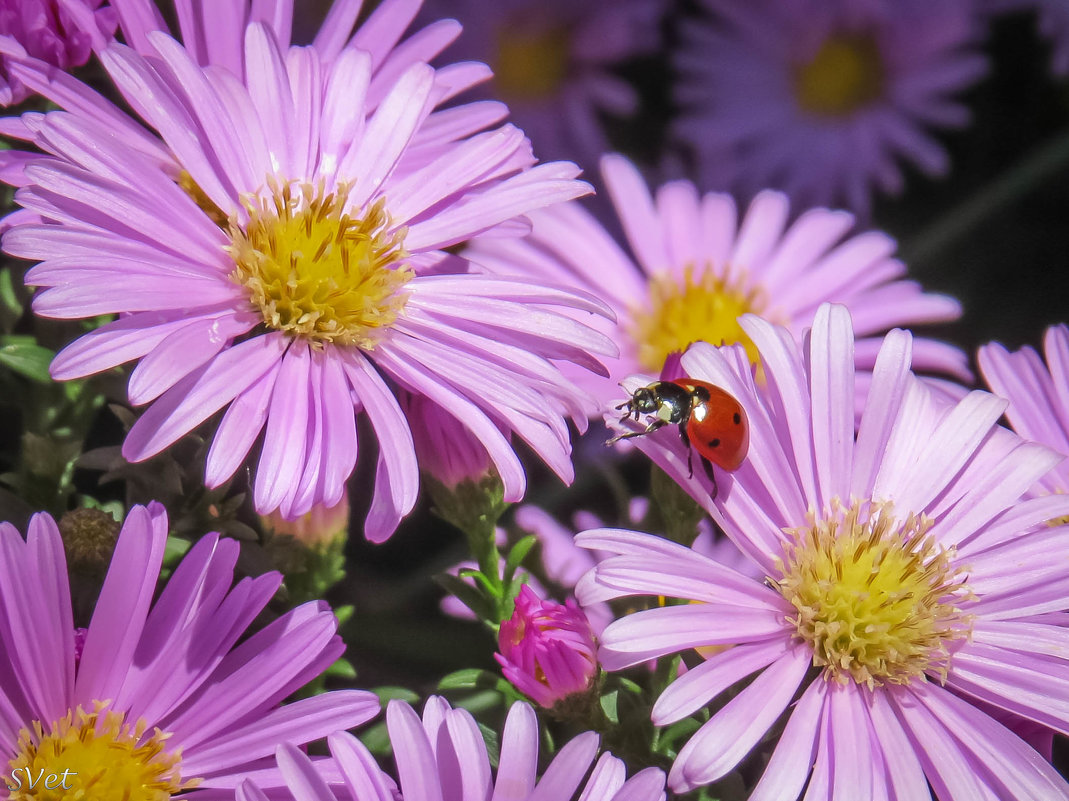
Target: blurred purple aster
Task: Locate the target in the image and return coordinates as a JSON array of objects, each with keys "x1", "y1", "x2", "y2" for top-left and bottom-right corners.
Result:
[
  {"x1": 578, "y1": 304, "x2": 1069, "y2": 798},
  {"x1": 0, "y1": 16, "x2": 613, "y2": 540},
  {"x1": 239, "y1": 696, "x2": 666, "y2": 801},
  {"x1": 0, "y1": 502, "x2": 379, "y2": 798},
  {"x1": 466, "y1": 153, "x2": 969, "y2": 410},
  {"x1": 0, "y1": 0, "x2": 115, "y2": 105},
  {"x1": 415, "y1": 0, "x2": 665, "y2": 168},
  {"x1": 979, "y1": 323, "x2": 1069, "y2": 497},
  {"x1": 674, "y1": 0, "x2": 988, "y2": 216},
  {"x1": 986, "y1": 0, "x2": 1069, "y2": 74}
]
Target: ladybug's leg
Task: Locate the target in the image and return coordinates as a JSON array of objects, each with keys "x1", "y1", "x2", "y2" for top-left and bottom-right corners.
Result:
[
  {"x1": 700, "y1": 456, "x2": 719, "y2": 500},
  {"x1": 679, "y1": 426, "x2": 695, "y2": 478},
  {"x1": 606, "y1": 417, "x2": 667, "y2": 445}
]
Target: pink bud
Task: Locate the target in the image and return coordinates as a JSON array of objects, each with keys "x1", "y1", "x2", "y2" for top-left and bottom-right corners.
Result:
[{"x1": 496, "y1": 585, "x2": 598, "y2": 708}]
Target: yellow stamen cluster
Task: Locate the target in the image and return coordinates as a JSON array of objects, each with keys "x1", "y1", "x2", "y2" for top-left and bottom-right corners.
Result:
[
  {"x1": 228, "y1": 180, "x2": 412, "y2": 349},
  {"x1": 628, "y1": 265, "x2": 767, "y2": 373},
  {"x1": 795, "y1": 34, "x2": 885, "y2": 117},
  {"x1": 493, "y1": 23, "x2": 570, "y2": 102},
  {"x1": 774, "y1": 500, "x2": 974, "y2": 689},
  {"x1": 6, "y1": 703, "x2": 192, "y2": 801}
]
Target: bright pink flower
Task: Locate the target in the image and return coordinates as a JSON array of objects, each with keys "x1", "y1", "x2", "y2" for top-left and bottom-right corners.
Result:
[
  {"x1": 467, "y1": 153, "x2": 969, "y2": 410},
  {"x1": 496, "y1": 584, "x2": 599, "y2": 707},
  {"x1": 581, "y1": 304, "x2": 1069, "y2": 798},
  {"x1": 0, "y1": 0, "x2": 115, "y2": 105},
  {"x1": 979, "y1": 323, "x2": 1069, "y2": 497},
  {"x1": 0, "y1": 9, "x2": 612, "y2": 540},
  {"x1": 673, "y1": 0, "x2": 987, "y2": 216},
  {"x1": 0, "y1": 502, "x2": 379, "y2": 797}
]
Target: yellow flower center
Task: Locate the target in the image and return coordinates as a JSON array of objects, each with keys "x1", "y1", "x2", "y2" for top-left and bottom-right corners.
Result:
[
  {"x1": 493, "y1": 22, "x2": 570, "y2": 102},
  {"x1": 628, "y1": 265, "x2": 767, "y2": 373},
  {"x1": 774, "y1": 501, "x2": 974, "y2": 689},
  {"x1": 228, "y1": 180, "x2": 412, "y2": 348},
  {"x1": 795, "y1": 34, "x2": 885, "y2": 117},
  {"x1": 6, "y1": 704, "x2": 192, "y2": 801}
]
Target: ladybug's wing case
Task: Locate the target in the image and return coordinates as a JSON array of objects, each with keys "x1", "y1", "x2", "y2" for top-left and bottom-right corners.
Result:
[{"x1": 679, "y1": 381, "x2": 750, "y2": 471}]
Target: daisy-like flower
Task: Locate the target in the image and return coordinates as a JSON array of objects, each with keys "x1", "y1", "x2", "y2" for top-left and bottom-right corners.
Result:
[
  {"x1": 0, "y1": 0, "x2": 115, "y2": 105},
  {"x1": 465, "y1": 153, "x2": 968, "y2": 409},
  {"x1": 416, "y1": 0, "x2": 665, "y2": 167},
  {"x1": 979, "y1": 323, "x2": 1069, "y2": 496},
  {"x1": 0, "y1": 502, "x2": 379, "y2": 798},
  {"x1": 238, "y1": 696, "x2": 666, "y2": 801},
  {"x1": 578, "y1": 303, "x2": 1069, "y2": 798},
  {"x1": 986, "y1": 0, "x2": 1069, "y2": 75},
  {"x1": 674, "y1": 0, "x2": 988, "y2": 216},
  {"x1": 0, "y1": 16, "x2": 612, "y2": 539}
]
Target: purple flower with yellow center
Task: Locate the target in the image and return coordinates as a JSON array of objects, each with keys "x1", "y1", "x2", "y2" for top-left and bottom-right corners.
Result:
[
  {"x1": 466, "y1": 153, "x2": 968, "y2": 410},
  {"x1": 496, "y1": 584, "x2": 599, "y2": 709},
  {"x1": 0, "y1": 502, "x2": 379, "y2": 799},
  {"x1": 674, "y1": 0, "x2": 988, "y2": 216},
  {"x1": 979, "y1": 323, "x2": 1069, "y2": 498},
  {"x1": 415, "y1": 0, "x2": 665, "y2": 168},
  {"x1": 578, "y1": 304, "x2": 1069, "y2": 797},
  {"x1": 0, "y1": 0, "x2": 115, "y2": 105},
  {"x1": 238, "y1": 696, "x2": 666, "y2": 801},
  {"x1": 0, "y1": 16, "x2": 612, "y2": 540}
]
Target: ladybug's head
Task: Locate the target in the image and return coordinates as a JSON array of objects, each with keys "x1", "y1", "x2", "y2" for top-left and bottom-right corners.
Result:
[{"x1": 628, "y1": 386, "x2": 662, "y2": 415}]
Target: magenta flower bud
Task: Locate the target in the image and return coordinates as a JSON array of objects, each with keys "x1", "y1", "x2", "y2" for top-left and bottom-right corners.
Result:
[{"x1": 496, "y1": 585, "x2": 598, "y2": 708}]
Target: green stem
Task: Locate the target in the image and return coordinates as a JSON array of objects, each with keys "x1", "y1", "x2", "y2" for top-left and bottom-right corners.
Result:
[{"x1": 902, "y1": 127, "x2": 1069, "y2": 269}]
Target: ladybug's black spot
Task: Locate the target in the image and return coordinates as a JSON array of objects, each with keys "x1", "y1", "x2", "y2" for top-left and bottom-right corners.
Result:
[
  {"x1": 708, "y1": 438, "x2": 721, "y2": 448},
  {"x1": 733, "y1": 413, "x2": 741, "y2": 424}
]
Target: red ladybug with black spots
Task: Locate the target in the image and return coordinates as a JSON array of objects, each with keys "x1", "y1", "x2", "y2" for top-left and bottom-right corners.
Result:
[{"x1": 608, "y1": 378, "x2": 749, "y2": 498}]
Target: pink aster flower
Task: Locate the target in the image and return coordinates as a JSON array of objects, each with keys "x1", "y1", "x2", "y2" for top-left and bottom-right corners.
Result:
[
  {"x1": 578, "y1": 303, "x2": 1069, "y2": 797},
  {"x1": 0, "y1": 0, "x2": 115, "y2": 105},
  {"x1": 466, "y1": 153, "x2": 969, "y2": 409},
  {"x1": 674, "y1": 0, "x2": 988, "y2": 216},
  {"x1": 241, "y1": 697, "x2": 666, "y2": 801},
  {"x1": 0, "y1": 18, "x2": 612, "y2": 540},
  {"x1": 0, "y1": 502, "x2": 379, "y2": 798},
  {"x1": 496, "y1": 584, "x2": 599, "y2": 708},
  {"x1": 416, "y1": 0, "x2": 665, "y2": 167},
  {"x1": 979, "y1": 323, "x2": 1069, "y2": 497}
]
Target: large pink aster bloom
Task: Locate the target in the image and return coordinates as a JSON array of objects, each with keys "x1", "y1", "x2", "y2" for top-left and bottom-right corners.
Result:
[
  {"x1": 415, "y1": 0, "x2": 665, "y2": 168},
  {"x1": 0, "y1": 0, "x2": 115, "y2": 105},
  {"x1": 578, "y1": 304, "x2": 1069, "y2": 798},
  {"x1": 0, "y1": 502, "x2": 379, "y2": 798},
  {"x1": 979, "y1": 323, "x2": 1069, "y2": 497},
  {"x1": 674, "y1": 0, "x2": 988, "y2": 216},
  {"x1": 0, "y1": 19, "x2": 611, "y2": 539},
  {"x1": 238, "y1": 697, "x2": 666, "y2": 801},
  {"x1": 466, "y1": 154, "x2": 968, "y2": 409}
]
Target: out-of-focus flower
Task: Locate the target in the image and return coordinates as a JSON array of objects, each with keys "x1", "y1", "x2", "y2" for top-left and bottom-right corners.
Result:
[
  {"x1": 979, "y1": 323, "x2": 1069, "y2": 497},
  {"x1": 416, "y1": 0, "x2": 665, "y2": 168},
  {"x1": 0, "y1": 11, "x2": 613, "y2": 540},
  {"x1": 405, "y1": 391, "x2": 496, "y2": 490},
  {"x1": 986, "y1": 0, "x2": 1069, "y2": 75},
  {"x1": 0, "y1": 502, "x2": 379, "y2": 797},
  {"x1": 581, "y1": 304, "x2": 1069, "y2": 797},
  {"x1": 673, "y1": 0, "x2": 987, "y2": 216},
  {"x1": 0, "y1": 0, "x2": 115, "y2": 105},
  {"x1": 496, "y1": 584, "x2": 599, "y2": 708},
  {"x1": 262, "y1": 495, "x2": 350, "y2": 550},
  {"x1": 244, "y1": 696, "x2": 667, "y2": 801},
  {"x1": 466, "y1": 154, "x2": 968, "y2": 410}
]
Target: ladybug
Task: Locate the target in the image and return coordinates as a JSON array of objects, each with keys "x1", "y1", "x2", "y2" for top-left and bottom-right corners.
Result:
[{"x1": 608, "y1": 379, "x2": 749, "y2": 498}]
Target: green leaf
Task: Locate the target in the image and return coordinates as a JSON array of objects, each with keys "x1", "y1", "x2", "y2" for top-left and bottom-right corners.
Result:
[
  {"x1": 503, "y1": 534, "x2": 537, "y2": 584},
  {"x1": 0, "y1": 339, "x2": 55, "y2": 383},
  {"x1": 325, "y1": 658, "x2": 356, "y2": 680},
  {"x1": 372, "y1": 686, "x2": 419, "y2": 704},
  {"x1": 0, "y1": 268, "x2": 22, "y2": 326},
  {"x1": 163, "y1": 536, "x2": 192, "y2": 565},
  {"x1": 600, "y1": 689, "x2": 620, "y2": 725}
]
